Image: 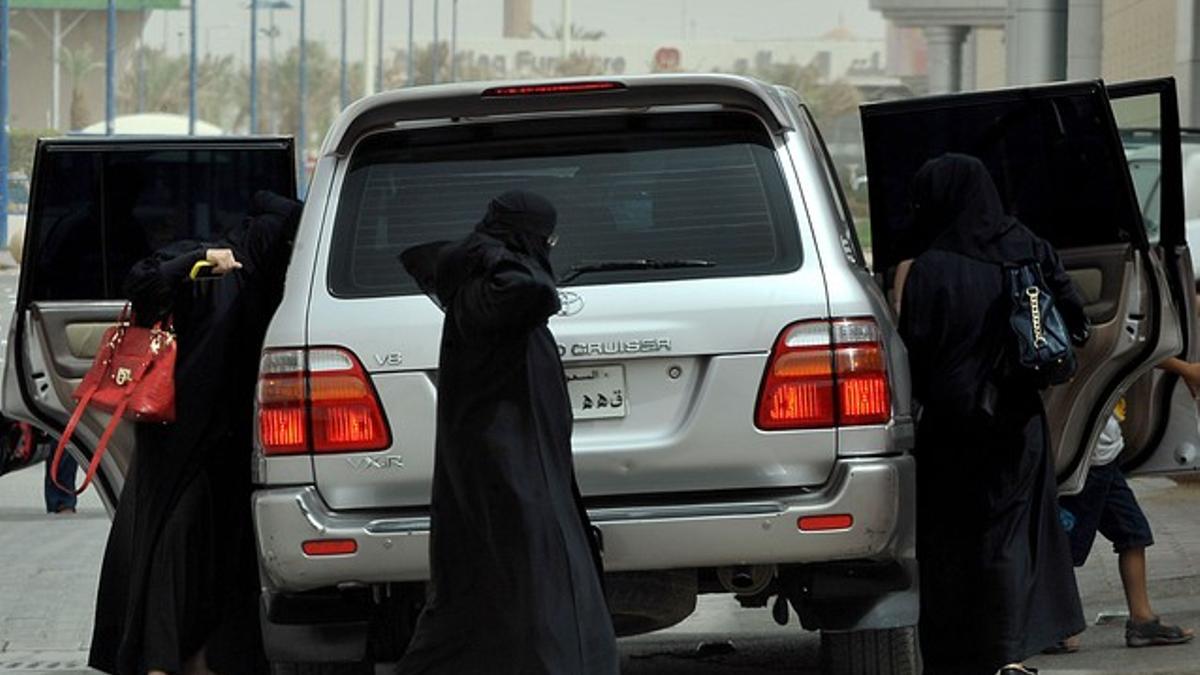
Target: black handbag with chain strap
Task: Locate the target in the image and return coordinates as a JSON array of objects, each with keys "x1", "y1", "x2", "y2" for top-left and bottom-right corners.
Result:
[{"x1": 1005, "y1": 261, "x2": 1076, "y2": 388}]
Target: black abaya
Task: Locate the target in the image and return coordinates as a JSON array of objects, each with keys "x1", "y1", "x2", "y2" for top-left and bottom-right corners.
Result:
[
  {"x1": 89, "y1": 191, "x2": 302, "y2": 675},
  {"x1": 899, "y1": 155, "x2": 1087, "y2": 674},
  {"x1": 398, "y1": 191, "x2": 618, "y2": 675}
]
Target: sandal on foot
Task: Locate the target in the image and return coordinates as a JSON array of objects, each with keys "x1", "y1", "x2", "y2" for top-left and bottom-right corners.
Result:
[{"x1": 1126, "y1": 617, "x2": 1195, "y2": 647}]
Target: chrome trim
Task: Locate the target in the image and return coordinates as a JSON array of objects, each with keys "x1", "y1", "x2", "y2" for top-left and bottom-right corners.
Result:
[
  {"x1": 590, "y1": 501, "x2": 784, "y2": 522},
  {"x1": 365, "y1": 517, "x2": 430, "y2": 535}
]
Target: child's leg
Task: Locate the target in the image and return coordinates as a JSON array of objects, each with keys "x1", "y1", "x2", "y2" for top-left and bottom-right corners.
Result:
[{"x1": 1117, "y1": 547, "x2": 1154, "y2": 623}]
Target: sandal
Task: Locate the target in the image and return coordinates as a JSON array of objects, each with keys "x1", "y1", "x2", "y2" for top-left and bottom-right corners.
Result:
[
  {"x1": 1126, "y1": 617, "x2": 1195, "y2": 647},
  {"x1": 997, "y1": 665, "x2": 1038, "y2": 675}
]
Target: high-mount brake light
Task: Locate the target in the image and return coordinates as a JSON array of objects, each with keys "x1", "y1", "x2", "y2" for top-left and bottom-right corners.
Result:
[
  {"x1": 482, "y1": 81, "x2": 626, "y2": 97},
  {"x1": 755, "y1": 318, "x2": 890, "y2": 430},
  {"x1": 257, "y1": 347, "x2": 391, "y2": 456}
]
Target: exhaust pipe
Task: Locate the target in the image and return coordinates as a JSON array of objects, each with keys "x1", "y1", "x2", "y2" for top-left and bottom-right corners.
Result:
[{"x1": 717, "y1": 564, "x2": 774, "y2": 596}]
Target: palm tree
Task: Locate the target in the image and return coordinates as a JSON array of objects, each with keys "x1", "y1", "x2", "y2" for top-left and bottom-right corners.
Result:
[
  {"x1": 61, "y1": 45, "x2": 103, "y2": 130},
  {"x1": 531, "y1": 23, "x2": 606, "y2": 41},
  {"x1": 9, "y1": 27, "x2": 30, "y2": 49}
]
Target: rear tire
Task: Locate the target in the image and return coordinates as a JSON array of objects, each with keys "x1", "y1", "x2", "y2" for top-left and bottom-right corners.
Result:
[
  {"x1": 820, "y1": 627, "x2": 920, "y2": 675},
  {"x1": 269, "y1": 662, "x2": 373, "y2": 675}
]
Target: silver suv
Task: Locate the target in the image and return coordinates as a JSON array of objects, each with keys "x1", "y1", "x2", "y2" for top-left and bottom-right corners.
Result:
[
  {"x1": 6, "y1": 75, "x2": 1199, "y2": 675},
  {"x1": 252, "y1": 75, "x2": 919, "y2": 672}
]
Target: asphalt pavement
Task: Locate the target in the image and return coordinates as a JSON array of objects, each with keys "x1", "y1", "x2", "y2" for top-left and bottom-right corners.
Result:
[
  {"x1": 2, "y1": 463, "x2": 1199, "y2": 674},
  {"x1": 2, "y1": 265, "x2": 1200, "y2": 673}
]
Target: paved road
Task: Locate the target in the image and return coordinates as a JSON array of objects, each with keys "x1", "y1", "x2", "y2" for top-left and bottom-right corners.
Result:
[
  {"x1": 3, "y1": 464, "x2": 1200, "y2": 674},
  {"x1": 3, "y1": 267, "x2": 1200, "y2": 673}
]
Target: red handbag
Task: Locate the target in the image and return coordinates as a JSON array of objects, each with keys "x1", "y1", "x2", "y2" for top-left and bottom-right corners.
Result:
[{"x1": 50, "y1": 305, "x2": 177, "y2": 494}]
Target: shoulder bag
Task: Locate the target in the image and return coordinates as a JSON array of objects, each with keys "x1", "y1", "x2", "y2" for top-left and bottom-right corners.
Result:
[{"x1": 49, "y1": 305, "x2": 177, "y2": 494}]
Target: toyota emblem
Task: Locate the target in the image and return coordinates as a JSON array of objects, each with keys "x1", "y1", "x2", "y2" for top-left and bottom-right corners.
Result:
[{"x1": 558, "y1": 291, "x2": 585, "y2": 317}]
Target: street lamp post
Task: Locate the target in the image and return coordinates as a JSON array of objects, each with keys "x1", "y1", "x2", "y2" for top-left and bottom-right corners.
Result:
[
  {"x1": 451, "y1": 0, "x2": 458, "y2": 81},
  {"x1": 1, "y1": 0, "x2": 9, "y2": 248},
  {"x1": 377, "y1": 0, "x2": 384, "y2": 91},
  {"x1": 299, "y1": 0, "x2": 307, "y2": 194},
  {"x1": 250, "y1": 0, "x2": 258, "y2": 133},
  {"x1": 339, "y1": 0, "x2": 348, "y2": 107},
  {"x1": 138, "y1": 8, "x2": 147, "y2": 113},
  {"x1": 432, "y1": 0, "x2": 439, "y2": 85},
  {"x1": 562, "y1": 0, "x2": 572, "y2": 62},
  {"x1": 267, "y1": 6, "x2": 279, "y2": 133},
  {"x1": 189, "y1": 0, "x2": 198, "y2": 135},
  {"x1": 106, "y1": 0, "x2": 115, "y2": 135},
  {"x1": 406, "y1": 0, "x2": 414, "y2": 86}
]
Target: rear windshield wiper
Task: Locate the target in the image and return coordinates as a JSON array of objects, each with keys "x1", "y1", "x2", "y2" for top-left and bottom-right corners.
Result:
[{"x1": 558, "y1": 259, "x2": 716, "y2": 286}]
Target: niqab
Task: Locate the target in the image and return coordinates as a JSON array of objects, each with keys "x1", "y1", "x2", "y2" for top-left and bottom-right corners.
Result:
[{"x1": 912, "y1": 153, "x2": 1020, "y2": 263}]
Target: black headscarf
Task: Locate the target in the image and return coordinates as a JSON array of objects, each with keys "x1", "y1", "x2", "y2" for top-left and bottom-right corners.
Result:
[
  {"x1": 222, "y1": 190, "x2": 303, "y2": 277},
  {"x1": 474, "y1": 189, "x2": 558, "y2": 271},
  {"x1": 911, "y1": 153, "x2": 1022, "y2": 263},
  {"x1": 401, "y1": 190, "x2": 559, "y2": 307}
]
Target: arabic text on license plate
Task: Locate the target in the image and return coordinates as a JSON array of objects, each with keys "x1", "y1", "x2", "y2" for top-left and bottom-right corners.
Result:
[{"x1": 566, "y1": 365, "x2": 627, "y2": 420}]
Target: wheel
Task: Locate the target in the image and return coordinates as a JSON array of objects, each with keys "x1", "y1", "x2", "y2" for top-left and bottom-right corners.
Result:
[
  {"x1": 604, "y1": 569, "x2": 698, "y2": 637},
  {"x1": 820, "y1": 626, "x2": 920, "y2": 675},
  {"x1": 269, "y1": 662, "x2": 373, "y2": 675}
]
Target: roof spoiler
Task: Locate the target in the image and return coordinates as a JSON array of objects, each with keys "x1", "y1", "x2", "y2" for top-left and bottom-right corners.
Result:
[{"x1": 325, "y1": 74, "x2": 794, "y2": 156}]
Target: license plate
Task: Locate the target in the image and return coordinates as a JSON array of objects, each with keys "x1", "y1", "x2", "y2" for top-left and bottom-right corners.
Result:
[{"x1": 566, "y1": 365, "x2": 627, "y2": 420}]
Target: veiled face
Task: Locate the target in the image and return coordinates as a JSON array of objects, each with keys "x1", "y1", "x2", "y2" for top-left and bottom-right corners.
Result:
[{"x1": 911, "y1": 154, "x2": 1006, "y2": 241}]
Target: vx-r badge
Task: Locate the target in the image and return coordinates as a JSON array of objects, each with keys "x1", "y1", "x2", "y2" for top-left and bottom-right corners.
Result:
[
  {"x1": 346, "y1": 455, "x2": 405, "y2": 471},
  {"x1": 558, "y1": 291, "x2": 585, "y2": 317}
]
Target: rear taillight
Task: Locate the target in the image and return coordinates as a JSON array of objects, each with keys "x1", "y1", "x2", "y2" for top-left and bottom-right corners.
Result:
[
  {"x1": 257, "y1": 347, "x2": 391, "y2": 456},
  {"x1": 755, "y1": 318, "x2": 890, "y2": 430}
]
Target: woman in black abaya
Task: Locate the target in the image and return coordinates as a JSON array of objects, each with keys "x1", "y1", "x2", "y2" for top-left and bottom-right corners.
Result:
[
  {"x1": 398, "y1": 190, "x2": 618, "y2": 675},
  {"x1": 899, "y1": 155, "x2": 1087, "y2": 675},
  {"x1": 89, "y1": 191, "x2": 303, "y2": 675}
]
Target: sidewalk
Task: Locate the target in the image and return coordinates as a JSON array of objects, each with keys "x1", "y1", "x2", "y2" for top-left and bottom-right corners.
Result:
[
  {"x1": 2, "y1": 466, "x2": 1199, "y2": 673},
  {"x1": 0, "y1": 463, "x2": 106, "y2": 674},
  {"x1": 1028, "y1": 476, "x2": 1200, "y2": 675}
]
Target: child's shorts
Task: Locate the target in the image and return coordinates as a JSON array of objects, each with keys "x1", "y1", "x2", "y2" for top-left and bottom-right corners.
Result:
[{"x1": 1058, "y1": 461, "x2": 1155, "y2": 567}]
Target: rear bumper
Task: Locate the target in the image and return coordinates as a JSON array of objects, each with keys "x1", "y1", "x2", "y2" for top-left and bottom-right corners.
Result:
[{"x1": 253, "y1": 456, "x2": 915, "y2": 592}]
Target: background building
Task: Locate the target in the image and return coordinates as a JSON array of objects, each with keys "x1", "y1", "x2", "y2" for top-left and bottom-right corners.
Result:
[
  {"x1": 9, "y1": 1, "x2": 168, "y2": 131},
  {"x1": 869, "y1": 0, "x2": 1200, "y2": 125}
]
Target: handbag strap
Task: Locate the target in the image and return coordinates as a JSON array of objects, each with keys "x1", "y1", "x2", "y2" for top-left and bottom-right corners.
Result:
[{"x1": 51, "y1": 355, "x2": 155, "y2": 496}]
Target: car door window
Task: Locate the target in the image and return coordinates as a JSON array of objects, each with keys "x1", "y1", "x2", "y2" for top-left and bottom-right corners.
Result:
[
  {"x1": 863, "y1": 84, "x2": 1145, "y2": 275},
  {"x1": 27, "y1": 144, "x2": 295, "y2": 302},
  {"x1": 1114, "y1": 97, "x2": 1167, "y2": 245}
]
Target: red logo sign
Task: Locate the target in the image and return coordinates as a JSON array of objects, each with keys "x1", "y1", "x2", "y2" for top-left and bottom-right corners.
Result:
[{"x1": 655, "y1": 47, "x2": 682, "y2": 71}]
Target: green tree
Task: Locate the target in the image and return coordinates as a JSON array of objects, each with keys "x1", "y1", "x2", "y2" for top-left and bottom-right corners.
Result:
[
  {"x1": 119, "y1": 46, "x2": 187, "y2": 116},
  {"x1": 382, "y1": 43, "x2": 502, "y2": 88},
  {"x1": 118, "y1": 47, "x2": 248, "y2": 132},
  {"x1": 745, "y1": 61, "x2": 861, "y2": 131},
  {"x1": 62, "y1": 45, "x2": 103, "y2": 130},
  {"x1": 531, "y1": 23, "x2": 606, "y2": 42},
  {"x1": 266, "y1": 41, "x2": 348, "y2": 147}
]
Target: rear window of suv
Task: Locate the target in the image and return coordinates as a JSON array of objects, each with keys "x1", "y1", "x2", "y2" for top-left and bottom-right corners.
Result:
[{"x1": 328, "y1": 111, "x2": 802, "y2": 298}]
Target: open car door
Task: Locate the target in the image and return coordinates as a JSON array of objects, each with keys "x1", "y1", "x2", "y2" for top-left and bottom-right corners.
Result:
[
  {"x1": 1, "y1": 138, "x2": 296, "y2": 512},
  {"x1": 1110, "y1": 78, "x2": 1200, "y2": 476},
  {"x1": 861, "y1": 80, "x2": 1182, "y2": 494}
]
